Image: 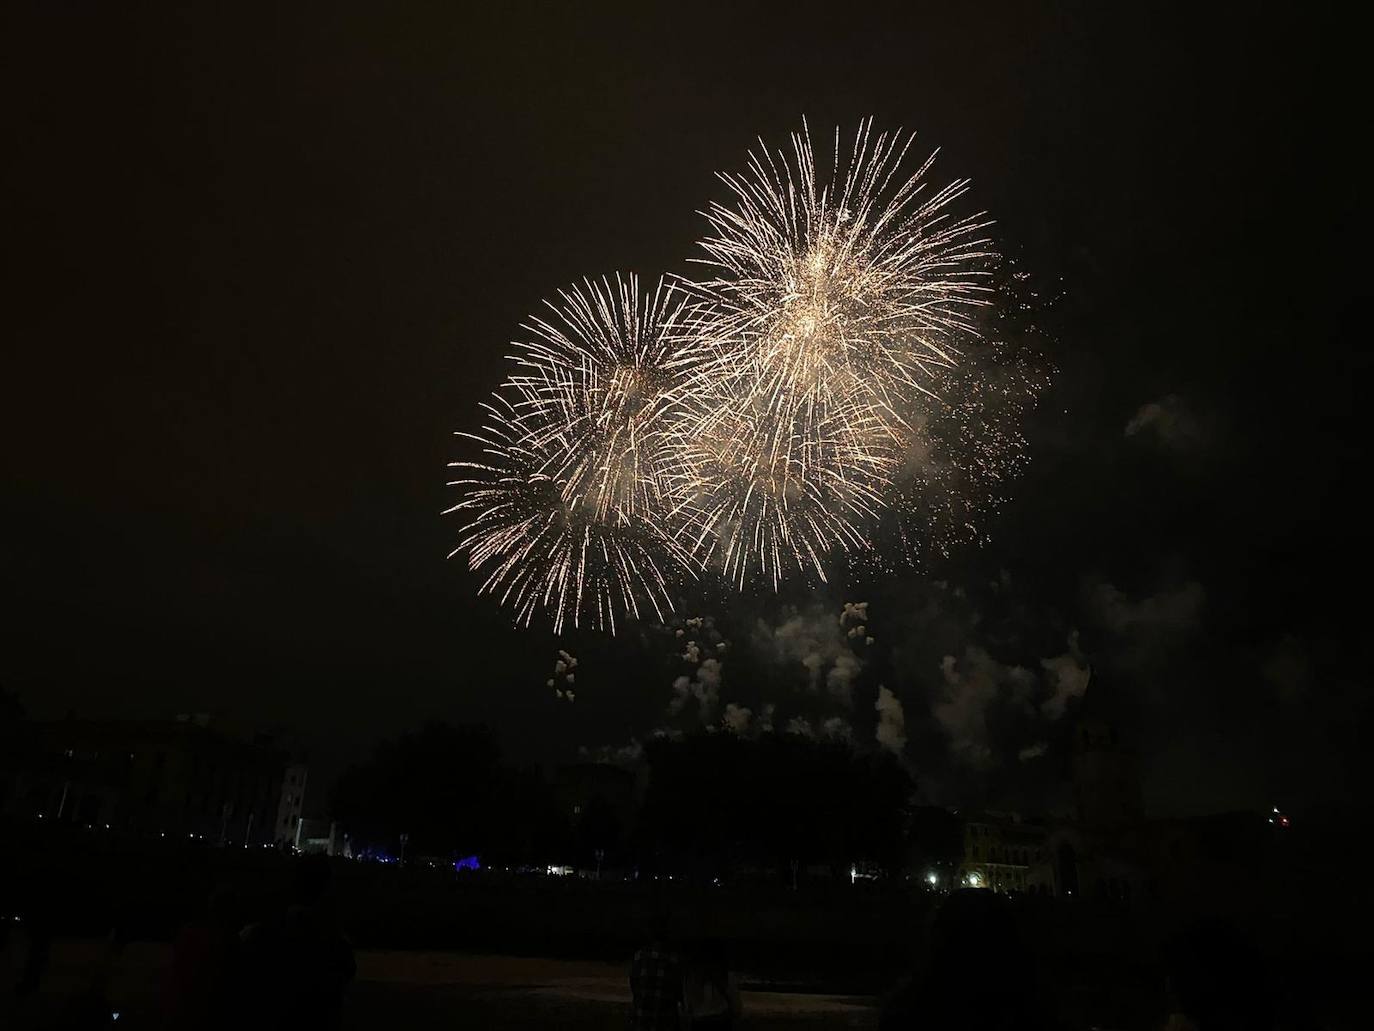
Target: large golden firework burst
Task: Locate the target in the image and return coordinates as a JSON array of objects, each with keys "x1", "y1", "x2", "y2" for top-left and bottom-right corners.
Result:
[{"x1": 674, "y1": 119, "x2": 995, "y2": 583}]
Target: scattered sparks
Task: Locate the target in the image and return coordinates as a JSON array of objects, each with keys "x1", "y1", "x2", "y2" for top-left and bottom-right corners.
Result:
[{"x1": 882, "y1": 263, "x2": 1052, "y2": 567}]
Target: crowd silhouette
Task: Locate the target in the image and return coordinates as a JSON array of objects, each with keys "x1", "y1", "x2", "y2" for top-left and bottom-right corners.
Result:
[
  {"x1": 2, "y1": 855, "x2": 354, "y2": 1030},
  {"x1": 4, "y1": 863, "x2": 1295, "y2": 1030}
]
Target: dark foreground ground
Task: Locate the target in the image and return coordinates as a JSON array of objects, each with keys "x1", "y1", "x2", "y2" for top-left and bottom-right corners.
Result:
[
  {"x1": 3, "y1": 825, "x2": 1366, "y2": 1028},
  {"x1": 6, "y1": 942, "x2": 876, "y2": 1029}
]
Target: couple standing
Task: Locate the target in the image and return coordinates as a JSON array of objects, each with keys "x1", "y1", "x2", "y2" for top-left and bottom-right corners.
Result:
[{"x1": 630, "y1": 916, "x2": 741, "y2": 1030}]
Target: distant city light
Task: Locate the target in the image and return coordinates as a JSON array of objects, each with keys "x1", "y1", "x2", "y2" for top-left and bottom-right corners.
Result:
[
  {"x1": 454, "y1": 855, "x2": 481, "y2": 872},
  {"x1": 546, "y1": 864, "x2": 573, "y2": 876}
]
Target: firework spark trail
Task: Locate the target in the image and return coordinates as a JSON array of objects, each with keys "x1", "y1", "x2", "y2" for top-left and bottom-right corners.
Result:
[
  {"x1": 445, "y1": 273, "x2": 704, "y2": 633},
  {"x1": 672, "y1": 119, "x2": 997, "y2": 584}
]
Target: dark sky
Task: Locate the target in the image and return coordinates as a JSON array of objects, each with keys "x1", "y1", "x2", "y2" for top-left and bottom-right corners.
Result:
[{"x1": 7, "y1": 3, "x2": 1362, "y2": 815}]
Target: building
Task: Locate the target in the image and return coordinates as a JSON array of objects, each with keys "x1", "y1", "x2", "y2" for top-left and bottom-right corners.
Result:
[
  {"x1": 1046, "y1": 681, "x2": 1151, "y2": 902},
  {"x1": 1073, "y1": 716, "x2": 1144, "y2": 829},
  {"x1": 0, "y1": 713, "x2": 305, "y2": 847},
  {"x1": 949, "y1": 681, "x2": 1151, "y2": 902},
  {"x1": 957, "y1": 811, "x2": 1056, "y2": 895},
  {"x1": 275, "y1": 762, "x2": 309, "y2": 846},
  {"x1": 295, "y1": 817, "x2": 348, "y2": 857}
]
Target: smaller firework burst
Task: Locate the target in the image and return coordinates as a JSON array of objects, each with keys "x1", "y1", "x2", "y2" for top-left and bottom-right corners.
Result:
[{"x1": 446, "y1": 274, "x2": 702, "y2": 633}]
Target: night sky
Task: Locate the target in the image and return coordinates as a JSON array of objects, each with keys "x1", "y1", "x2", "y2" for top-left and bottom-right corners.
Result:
[{"x1": 8, "y1": 3, "x2": 1362, "y2": 816}]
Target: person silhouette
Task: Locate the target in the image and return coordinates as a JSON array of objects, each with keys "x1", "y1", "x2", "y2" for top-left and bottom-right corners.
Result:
[
  {"x1": 682, "y1": 938, "x2": 741, "y2": 1029},
  {"x1": 239, "y1": 855, "x2": 355, "y2": 1030},
  {"x1": 163, "y1": 884, "x2": 242, "y2": 1029},
  {"x1": 1, "y1": 862, "x2": 55, "y2": 1027},
  {"x1": 1162, "y1": 919, "x2": 1275, "y2": 1030},
  {"x1": 880, "y1": 888, "x2": 1056, "y2": 1030},
  {"x1": 630, "y1": 910, "x2": 684, "y2": 1031}
]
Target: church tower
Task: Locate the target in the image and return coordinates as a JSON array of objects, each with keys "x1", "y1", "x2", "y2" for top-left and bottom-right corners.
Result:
[{"x1": 1071, "y1": 677, "x2": 1144, "y2": 828}]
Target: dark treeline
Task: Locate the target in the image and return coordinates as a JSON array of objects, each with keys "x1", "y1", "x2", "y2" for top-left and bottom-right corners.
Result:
[{"x1": 330, "y1": 721, "x2": 963, "y2": 880}]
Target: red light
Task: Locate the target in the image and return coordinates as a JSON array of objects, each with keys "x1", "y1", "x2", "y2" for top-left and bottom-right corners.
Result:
[{"x1": 1279, "y1": 816, "x2": 1290, "y2": 827}]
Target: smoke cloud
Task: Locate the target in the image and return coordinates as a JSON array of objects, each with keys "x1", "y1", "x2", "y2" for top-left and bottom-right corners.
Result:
[
  {"x1": 933, "y1": 647, "x2": 1036, "y2": 770},
  {"x1": 669, "y1": 656, "x2": 723, "y2": 720},
  {"x1": 1261, "y1": 634, "x2": 1312, "y2": 703},
  {"x1": 821, "y1": 716, "x2": 853, "y2": 742},
  {"x1": 1088, "y1": 579, "x2": 1204, "y2": 635},
  {"x1": 722, "y1": 702, "x2": 753, "y2": 735},
  {"x1": 755, "y1": 602, "x2": 869, "y2": 704},
  {"x1": 578, "y1": 738, "x2": 646, "y2": 766},
  {"x1": 1125, "y1": 393, "x2": 1206, "y2": 451},
  {"x1": 550, "y1": 649, "x2": 578, "y2": 701},
  {"x1": 1039, "y1": 630, "x2": 1091, "y2": 720},
  {"x1": 874, "y1": 685, "x2": 907, "y2": 755}
]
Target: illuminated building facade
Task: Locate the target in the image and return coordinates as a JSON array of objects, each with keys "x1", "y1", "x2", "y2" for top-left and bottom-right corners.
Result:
[{"x1": 958, "y1": 813, "x2": 1057, "y2": 895}]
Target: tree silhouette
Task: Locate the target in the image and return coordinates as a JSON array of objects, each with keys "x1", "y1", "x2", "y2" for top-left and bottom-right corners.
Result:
[
  {"x1": 635, "y1": 731, "x2": 913, "y2": 879},
  {"x1": 331, "y1": 721, "x2": 507, "y2": 858}
]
